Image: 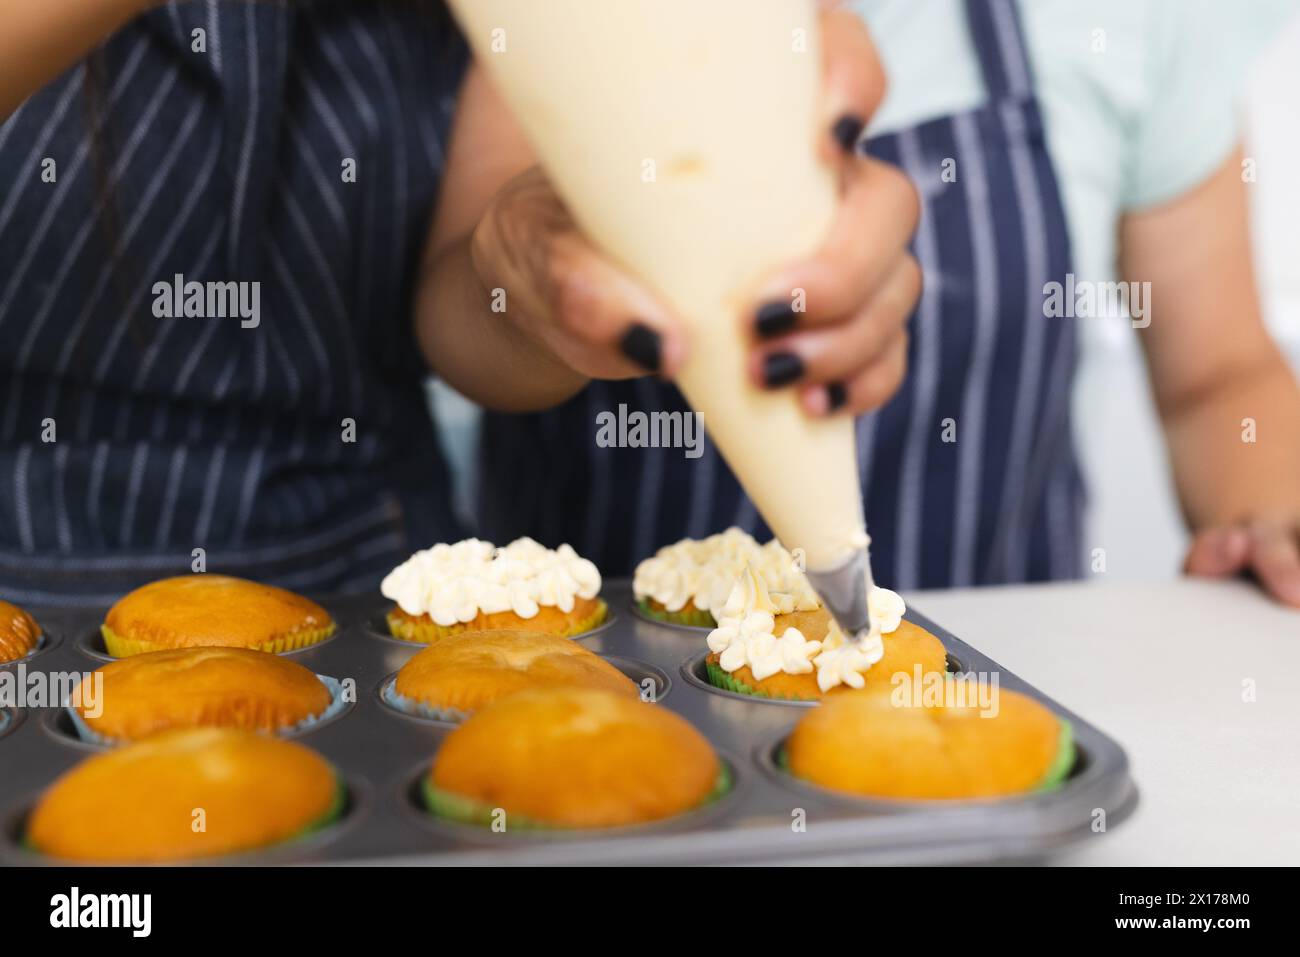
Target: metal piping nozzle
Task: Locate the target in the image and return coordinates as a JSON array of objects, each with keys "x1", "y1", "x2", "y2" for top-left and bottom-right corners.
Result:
[{"x1": 804, "y1": 546, "x2": 873, "y2": 640}]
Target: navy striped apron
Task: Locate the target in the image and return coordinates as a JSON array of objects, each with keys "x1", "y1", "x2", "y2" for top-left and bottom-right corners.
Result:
[
  {"x1": 480, "y1": 0, "x2": 1085, "y2": 589},
  {"x1": 0, "y1": 1, "x2": 468, "y2": 605}
]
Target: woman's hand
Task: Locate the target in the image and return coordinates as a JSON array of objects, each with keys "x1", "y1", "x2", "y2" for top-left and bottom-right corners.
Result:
[
  {"x1": 468, "y1": 166, "x2": 687, "y2": 382},
  {"x1": 1184, "y1": 521, "x2": 1300, "y2": 607},
  {"x1": 746, "y1": 6, "x2": 920, "y2": 417},
  {"x1": 449, "y1": 7, "x2": 919, "y2": 415}
]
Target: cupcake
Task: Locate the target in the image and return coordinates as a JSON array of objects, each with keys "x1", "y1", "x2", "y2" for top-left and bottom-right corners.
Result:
[
  {"x1": 73, "y1": 647, "x2": 335, "y2": 743},
  {"x1": 27, "y1": 727, "x2": 343, "y2": 862},
  {"x1": 786, "y1": 685, "x2": 1075, "y2": 800},
  {"x1": 391, "y1": 629, "x2": 638, "y2": 720},
  {"x1": 633, "y1": 527, "x2": 818, "y2": 627},
  {"x1": 102, "y1": 575, "x2": 335, "y2": 657},
  {"x1": 704, "y1": 565, "x2": 946, "y2": 701},
  {"x1": 426, "y1": 687, "x2": 723, "y2": 829},
  {"x1": 0, "y1": 600, "x2": 41, "y2": 663},
  {"x1": 381, "y1": 537, "x2": 607, "y2": 644}
]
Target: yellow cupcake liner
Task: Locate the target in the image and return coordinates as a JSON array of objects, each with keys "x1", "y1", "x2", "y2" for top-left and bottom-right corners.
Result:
[
  {"x1": 386, "y1": 599, "x2": 609, "y2": 645},
  {"x1": 100, "y1": 623, "x2": 336, "y2": 658}
]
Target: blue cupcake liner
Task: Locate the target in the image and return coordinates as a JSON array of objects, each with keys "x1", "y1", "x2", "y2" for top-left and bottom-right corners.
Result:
[
  {"x1": 2, "y1": 631, "x2": 46, "y2": 666},
  {"x1": 65, "y1": 674, "x2": 348, "y2": 746},
  {"x1": 380, "y1": 676, "x2": 468, "y2": 724}
]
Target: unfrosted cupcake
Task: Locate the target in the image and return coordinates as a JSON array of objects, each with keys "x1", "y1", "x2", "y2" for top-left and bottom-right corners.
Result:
[
  {"x1": 633, "y1": 527, "x2": 819, "y2": 627},
  {"x1": 425, "y1": 687, "x2": 724, "y2": 829},
  {"x1": 704, "y1": 566, "x2": 947, "y2": 701},
  {"x1": 102, "y1": 576, "x2": 335, "y2": 657},
  {"x1": 381, "y1": 538, "x2": 607, "y2": 644},
  {"x1": 390, "y1": 629, "x2": 638, "y2": 720},
  {"x1": 786, "y1": 686, "x2": 1075, "y2": 800},
  {"x1": 27, "y1": 728, "x2": 343, "y2": 861},
  {"x1": 0, "y1": 600, "x2": 41, "y2": 663},
  {"x1": 73, "y1": 647, "x2": 335, "y2": 742}
]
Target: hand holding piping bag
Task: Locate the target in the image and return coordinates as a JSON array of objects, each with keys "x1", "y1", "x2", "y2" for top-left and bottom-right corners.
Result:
[
  {"x1": 746, "y1": 4, "x2": 920, "y2": 419},
  {"x1": 466, "y1": 5, "x2": 920, "y2": 414}
]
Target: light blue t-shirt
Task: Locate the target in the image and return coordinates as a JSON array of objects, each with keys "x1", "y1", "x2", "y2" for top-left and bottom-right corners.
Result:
[{"x1": 852, "y1": 0, "x2": 1287, "y2": 292}]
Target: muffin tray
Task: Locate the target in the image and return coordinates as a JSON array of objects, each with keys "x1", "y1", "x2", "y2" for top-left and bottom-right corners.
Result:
[{"x1": 0, "y1": 580, "x2": 1137, "y2": 866}]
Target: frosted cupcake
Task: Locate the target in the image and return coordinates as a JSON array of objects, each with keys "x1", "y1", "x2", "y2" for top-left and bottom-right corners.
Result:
[
  {"x1": 381, "y1": 537, "x2": 607, "y2": 644},
  {"x1": 633, "y1": 527, "x2": 819, "y2": 627},
  {"x1": 704, "y1": 566, "x2": 948, "y2": 701}
]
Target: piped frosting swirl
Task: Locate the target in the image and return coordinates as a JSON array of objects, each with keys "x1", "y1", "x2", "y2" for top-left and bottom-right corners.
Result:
[
  {"x1": 633, "y1": 527, "x2": 820, "y2": 617},
  {"x1": 381, "y1": 538, "x2": 601, "y2": 626},
  {"x1": 706, "y1": 565, "x2": 906, "y2": 692}
]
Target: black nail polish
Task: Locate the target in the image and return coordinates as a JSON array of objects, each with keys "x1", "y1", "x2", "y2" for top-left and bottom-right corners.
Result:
[
  {"x1": 619, "y1": 323, "x2": 662, "y2": 373},
  {"x1": 762, "y1": 352, "x2": 804, "y2": 388},
  {"x1": 826, "y1": 382, "x2": 848, "y2": 411},
  {"x1": 831, "y1": 113, "x2": 865, "y2": 154},
  {"x1": 755, "y1": 301, "x2": 798, "y2": 339}
]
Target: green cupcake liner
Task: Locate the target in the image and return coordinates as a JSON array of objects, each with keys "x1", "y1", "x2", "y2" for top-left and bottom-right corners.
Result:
[
  {"x1": 1035, "y1": 720, "x2": 1076, "y2": 793},
  {"x1": 292, "y1": 774, "x2": 349, "y2": 840},
  {"x1": 705, "y1": 661, "x2": 819, "y2": 703},
  {"x1": 635, "y1": 599, "x2": 716, "y2": 629},
  {"x1": 423, "y1": 762, "x2": 733, "y2": 832}
]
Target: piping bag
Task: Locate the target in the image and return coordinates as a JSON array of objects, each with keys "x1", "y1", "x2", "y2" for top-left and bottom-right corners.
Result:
[{"x1": 449, "y1": 0, "x2": 877, "y2": 641}]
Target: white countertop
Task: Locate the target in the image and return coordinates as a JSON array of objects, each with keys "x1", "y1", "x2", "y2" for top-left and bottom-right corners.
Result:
[{"x1": 905, "y1": 578, "x2": 1300, "y2": 866}]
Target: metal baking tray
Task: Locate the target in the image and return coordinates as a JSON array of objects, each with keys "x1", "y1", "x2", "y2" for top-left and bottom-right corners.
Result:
[{"x1": 0, "y1": 580, "x2": 1137, "y2": 866}]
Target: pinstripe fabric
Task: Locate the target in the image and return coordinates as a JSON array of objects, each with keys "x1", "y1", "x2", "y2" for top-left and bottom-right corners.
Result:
[
  {"x1": 0, "y1": 1, "x2": 468, "y2": 605},
  {"x1": 479, "y1": 0, "x2": 1085, "y2": 586}
]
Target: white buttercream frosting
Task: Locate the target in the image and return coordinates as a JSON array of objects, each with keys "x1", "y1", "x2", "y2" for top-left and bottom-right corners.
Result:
[
  {"x1": 706, "y1": 565, "x2": 903, "y2": 691},
  {"x1": 633, "y1": 527, "x2": 820, "y2": 617},
  {"x1": 380, "y1": 537, "x2": 601, "y2": 626}
]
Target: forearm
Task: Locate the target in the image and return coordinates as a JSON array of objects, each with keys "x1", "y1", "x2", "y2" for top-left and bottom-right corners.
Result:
[
  {"x1": 1162, "y1": 351, "x2": 1300, "y2": 528},
  {"x1": 0, "y1": 0, "x2": 150, "y2": 119},
  {"x1": 1123, "y1": 145, "x2": 1300, "y2": 530},
  {"x1": 414, "y1": 240, "x2": 588, "y2": 412}
]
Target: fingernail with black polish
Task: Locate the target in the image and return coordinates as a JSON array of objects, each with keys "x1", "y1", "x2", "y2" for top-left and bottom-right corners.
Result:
[
  {"x1": 619, "y1": 323, "x2": 662, "y2": 373},
  {"x1": 826, "y1": 381, "x2": 848, "y2": 412},
  {"x1": 755, "y1": 301, "x2": 798, "y2": 339},
  {"x1": 832, "y1": 113, "x2": 865, "y2": 154},
  {"x1": 763, "y1": 352, "x2": 804, "y2": 388}
]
